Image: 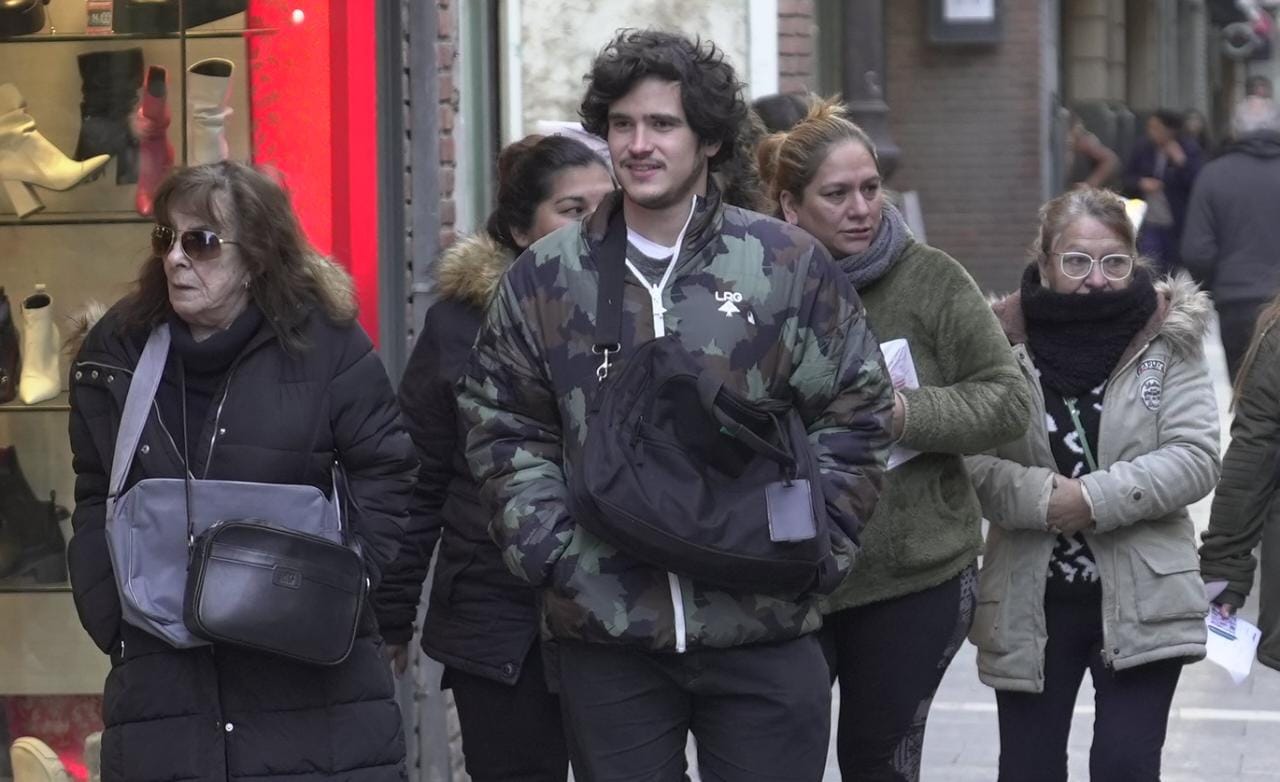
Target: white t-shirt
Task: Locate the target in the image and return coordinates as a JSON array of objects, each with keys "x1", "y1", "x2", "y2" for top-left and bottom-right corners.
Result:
[{"x1": 627, "y1": 228, "x2": 676, "y2": 260}]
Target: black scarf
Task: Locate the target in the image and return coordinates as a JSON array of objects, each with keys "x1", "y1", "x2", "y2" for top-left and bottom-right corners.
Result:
[
  {"x1": 1020, "y1": 264, "x2": 1158, "y2": 397},
  {"x1": 159, "y1": 305, "x2": 264, "y2": 462}
]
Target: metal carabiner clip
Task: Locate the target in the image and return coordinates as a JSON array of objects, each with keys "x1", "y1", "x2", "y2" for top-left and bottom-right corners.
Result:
[{"x1": 592, "y1": 343, "x2": 619, "y2": 382}]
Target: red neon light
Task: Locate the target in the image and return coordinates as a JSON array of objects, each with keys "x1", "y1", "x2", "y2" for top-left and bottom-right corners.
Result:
[{"x1": 247, "y1": 0, "x2": 380, "y2": 343}]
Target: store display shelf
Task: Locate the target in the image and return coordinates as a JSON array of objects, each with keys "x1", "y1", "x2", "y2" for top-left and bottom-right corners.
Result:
[
  {"x1": 0, "y1": 211, "x2": 150, "y2": 227},
  {"x1": 0, "y1": 27, "x2": 277, "y2": 43},
  {"x1": 0, "y1": 582, "x2": 70, "y2": 594},
  {"x1": 0, "y1": 392, "x2": 70, "y2": 412}
]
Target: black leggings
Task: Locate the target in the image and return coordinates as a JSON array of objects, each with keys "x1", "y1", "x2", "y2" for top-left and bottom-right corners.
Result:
[
  {"x1": 823, "y1": 564, "x2": 977, "y2": 782},
  {"x1": 446, "y1": 643, "x2": 569, "y2": 782},
  {"x1": 995, "y1": 597, "x2": 1184, "y2": 782}
]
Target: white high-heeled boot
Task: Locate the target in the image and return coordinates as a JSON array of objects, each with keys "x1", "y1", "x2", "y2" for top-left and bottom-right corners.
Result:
[
  {"x1": 187, "y1": 58, "x2": 234, "y2": 164},
  {"x1": 10, "y1": 737, "x2": 73, "y2": 782},
  {"x1": 18, "y1": 285, "x2": 60, "y2": 405},
  {"x1": 0, "y1": 83, "x2": 110, "y2": 218}
]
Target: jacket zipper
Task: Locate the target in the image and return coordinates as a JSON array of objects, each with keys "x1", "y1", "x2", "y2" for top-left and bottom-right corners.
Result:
[
  {"x1": 1094, "y1": 341, "x2": 1152, "y2": 667},
  {"x1": 622, "y1": 196, "x2": 698, "y2": 654},
  {"x1": 202, "y1": 363, "x2": 241, "y2": 479}
]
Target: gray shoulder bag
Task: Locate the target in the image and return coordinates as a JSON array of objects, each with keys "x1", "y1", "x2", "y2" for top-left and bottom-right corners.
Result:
[{"x1": 105, "y1": 323, "x2": 365, "y2": 664}]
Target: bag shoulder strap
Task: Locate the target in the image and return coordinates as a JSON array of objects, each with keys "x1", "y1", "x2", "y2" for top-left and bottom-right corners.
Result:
[
  {"x1": 109, "y1": 324, "x2": 172, "y2": 501},
  {"x1": 592, "y1": 209, "x2": 628, "y2": 380}
]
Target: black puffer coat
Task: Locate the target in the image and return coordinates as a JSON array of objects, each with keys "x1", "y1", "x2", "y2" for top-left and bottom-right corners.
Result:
[
  {"x1": 376, "y1": 234, "x2": 540, "y2": 685},
  {"x1": 67, "y1": 305, "x2": 416, "y2": 782}
]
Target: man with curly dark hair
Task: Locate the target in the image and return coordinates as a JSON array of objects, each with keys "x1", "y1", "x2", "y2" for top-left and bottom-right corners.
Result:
[{"x1": 459, "y1": 29, "x2": 892, "y2": 780}]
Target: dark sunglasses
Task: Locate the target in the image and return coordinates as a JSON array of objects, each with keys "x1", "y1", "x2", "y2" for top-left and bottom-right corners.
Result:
[{"x1": 151, "y1": 225, "x2": 240, "y2": 262}]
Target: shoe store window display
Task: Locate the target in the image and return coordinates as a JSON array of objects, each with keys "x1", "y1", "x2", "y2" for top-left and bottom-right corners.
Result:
[{"x1": 0, "y1": 2, "x2": 250, "y2": 780}]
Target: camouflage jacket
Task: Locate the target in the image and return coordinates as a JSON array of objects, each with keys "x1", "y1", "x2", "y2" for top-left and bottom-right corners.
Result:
[{"x1": 458, "y1": 187, "x2": 893, "y2": 652}]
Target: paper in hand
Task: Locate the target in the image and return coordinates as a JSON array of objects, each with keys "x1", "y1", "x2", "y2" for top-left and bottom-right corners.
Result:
[
  {"x1": 880, "y1": 339, "x2": 920, "y2": 470},
  {"x1": 1205, "y1": 612, "x2": 1262, "y2": 685}
]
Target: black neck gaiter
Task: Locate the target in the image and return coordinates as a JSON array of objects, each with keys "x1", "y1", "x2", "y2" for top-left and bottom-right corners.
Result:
[{"x1": 1020, "y1": 264, "x2": 1158, "y2": 397}]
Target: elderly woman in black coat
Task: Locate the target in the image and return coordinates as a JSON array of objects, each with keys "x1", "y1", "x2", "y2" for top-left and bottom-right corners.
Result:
[{"x1": 67, "y1": 161, "x2": 416, "y2": 781}]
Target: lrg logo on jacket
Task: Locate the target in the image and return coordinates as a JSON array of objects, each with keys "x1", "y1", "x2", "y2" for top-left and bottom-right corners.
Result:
[{"x1": 1137, "y1": 359, "x2": 1166, "y2": 412}]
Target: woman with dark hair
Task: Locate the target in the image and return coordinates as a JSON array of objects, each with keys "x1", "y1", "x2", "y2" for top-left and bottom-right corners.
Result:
[
  {"x1": 1200, "y1": 291, "x2": 1280, "y2": 669},
  {"x1": 1125, "y1": 109, "x2": 1203, "y2": 273},
  {"x1": 752, "y1": 92, "x2": 808, "y2": 133},
  {"x1": 376, "y1": 134, "x2": 613, "y2": 782},
  {"x1": 969, "y1": 187, "x2": 1219, "y2": 782},
  {"x1": 67, "y1": 161, "x2": 417, "y2": 781},
  {"x1": 757, "y1": 96, "x2": 1031, "y2": 781}
]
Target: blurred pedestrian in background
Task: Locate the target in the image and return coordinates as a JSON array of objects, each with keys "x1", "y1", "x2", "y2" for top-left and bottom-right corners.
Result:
[
  {"x1": 1181, "y1": 98, "x2": 1280, "y2": 380},
  {"x1": 1065, "y1": 112, "x2": 1121, "y2": 190},
  {"x1": 1125, "y1": 109, "x2": 1203, "y2": 273},
  {"x1": 968, "y1": 187, "x2": 1219, "y2": 782}
]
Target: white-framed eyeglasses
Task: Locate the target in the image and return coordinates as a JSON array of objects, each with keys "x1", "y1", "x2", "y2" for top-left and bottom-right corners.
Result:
[{"x1": 1057, "y1": 252, "x2": 1134, "y2": 281}]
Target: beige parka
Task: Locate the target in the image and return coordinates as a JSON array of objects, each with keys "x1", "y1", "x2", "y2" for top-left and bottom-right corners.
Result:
[{"x1": 966, "y1": 273, "x2": 1220, "y2": 693}]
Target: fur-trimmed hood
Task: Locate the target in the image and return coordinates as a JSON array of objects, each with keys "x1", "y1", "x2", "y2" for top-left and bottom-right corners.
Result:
[
  {"x1": 435, "y1": 233, "x2": 516, "y2": 309},
  {"x1": 991, "y1": 271, "x2": 1213, "y2": 363},
  {"x1": 63, "y1": 300, "x2": 107, "y2": 359}
]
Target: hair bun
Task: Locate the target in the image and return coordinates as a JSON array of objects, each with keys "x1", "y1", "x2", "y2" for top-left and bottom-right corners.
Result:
[
  {"x1": 495, "y1": 134, "x2": 547, "y2": 187},
  {"x1": 803, "y1": 95, "x2": 851, "y2": 125}
]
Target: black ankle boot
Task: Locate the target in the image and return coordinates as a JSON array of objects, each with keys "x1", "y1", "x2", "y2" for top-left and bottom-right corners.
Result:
[
  {"x1": 0, "y1": 446, "x2": 68, "y2": 585},
  {"x1": 74, "y1": 48, "x2": 145, "y2": 185}
]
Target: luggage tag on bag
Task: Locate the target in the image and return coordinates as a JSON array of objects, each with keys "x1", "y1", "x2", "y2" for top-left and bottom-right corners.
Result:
[{"x1": 765, "y1": 479, "x2": 817, "y2": 542}]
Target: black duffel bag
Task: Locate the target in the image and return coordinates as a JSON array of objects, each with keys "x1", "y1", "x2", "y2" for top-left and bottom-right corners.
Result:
[{"x1": 571, "y1": 211, "x2": 839, "y2": 597}]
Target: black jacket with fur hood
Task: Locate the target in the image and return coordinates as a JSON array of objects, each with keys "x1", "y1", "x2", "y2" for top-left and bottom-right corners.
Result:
[
  {"x1": 375, "y1": 233, "x2": 539, "y2": 685},
  {"x1": 68, "y1": 304, "x2": 416, "y2": 781}
]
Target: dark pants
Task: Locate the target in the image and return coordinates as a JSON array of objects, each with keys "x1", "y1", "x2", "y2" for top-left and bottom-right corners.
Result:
[
  {"x1": 823, "y1": 564, "x2": 977, "y2": 782},
  {"x1": 556, "y1": 634, "x2": 831, "y2": 782},
  {"x1": 996, "y1": 597, "x2": 1183, "y2": 782},
  {"x1": 1217, "y1": 299, "x2": 1267, "y2": 382},
  {"x1": 446, "y1": 644, "x2": 568, "y2": 782}
]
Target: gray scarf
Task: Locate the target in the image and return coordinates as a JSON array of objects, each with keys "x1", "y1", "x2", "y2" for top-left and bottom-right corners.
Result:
[{"x1": 839, "y1": 202, "x2": 913, "y2": 291}]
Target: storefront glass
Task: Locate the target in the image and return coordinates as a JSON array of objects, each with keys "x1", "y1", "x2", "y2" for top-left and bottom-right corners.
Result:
[{"x1": 0, "y1": 1, "x2": 382, "y2": 777}]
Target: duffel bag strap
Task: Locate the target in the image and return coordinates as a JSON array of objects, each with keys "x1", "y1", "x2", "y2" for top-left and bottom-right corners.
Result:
[
  {"x1": 695, "y1": 371, "x2": 797, "y2": 477},
  {"x1": 107, "y1": 324, "x2": 173, "y2": 513},
  {"x1": 592, "y1": 208, "x2": 628, "y2": 382}
]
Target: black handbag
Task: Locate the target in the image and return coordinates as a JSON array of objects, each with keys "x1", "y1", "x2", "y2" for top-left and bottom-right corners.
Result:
[
  {"x1": 570, "y1": 210, "x2": 838, "y2": 597},
  {"x1": 173, "y1": 378, "x2": 366, "y2": 665},
  {"x1": 183, "y1": 514, "x2": 366, "y2": 665}
]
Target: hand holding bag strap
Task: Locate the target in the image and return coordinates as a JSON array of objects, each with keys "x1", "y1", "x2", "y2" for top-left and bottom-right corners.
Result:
[
  {"x1": 108, "y1": 324, "x2": 172, "y2": 510},
  {"x1": 592, "y1": 208, "x2": 629, "y2": 384}
]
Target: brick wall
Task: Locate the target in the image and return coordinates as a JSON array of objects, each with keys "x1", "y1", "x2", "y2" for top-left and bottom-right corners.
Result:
[
  {"x1": 437, "y1": 0, "x2": 459, "y2": 250},
  {"x1": 885, "y1": 2, "x2": 1046, "y2": 293},
  {"x1": 779, "y1": 0, "x2": 815, "y2": 93}
]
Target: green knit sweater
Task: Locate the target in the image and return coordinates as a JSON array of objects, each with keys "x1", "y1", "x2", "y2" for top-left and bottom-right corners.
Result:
[{"x1": 825, "y1": 239, "x2": 1031, "y2": 611}]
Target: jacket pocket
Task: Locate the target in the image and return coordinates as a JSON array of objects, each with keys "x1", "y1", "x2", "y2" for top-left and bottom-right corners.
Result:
[
  {"x1": 432, "y1": 539, "x2": 478, "y2": 606},
  {"x1": 1129, "y1": 544, "x2": 1208, "y2": 622},
  {"x1": 970, "y1": 558, "x2": 1012, "y2": 654}
]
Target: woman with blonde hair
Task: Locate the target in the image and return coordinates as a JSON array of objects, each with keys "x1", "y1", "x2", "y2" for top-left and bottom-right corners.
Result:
[
  {"x1": 758, "y1": 96, "x2": 1031, "y2": 780},
  {"x1": 969, "y1": 187, "x2": 1219, "y2": 781}
]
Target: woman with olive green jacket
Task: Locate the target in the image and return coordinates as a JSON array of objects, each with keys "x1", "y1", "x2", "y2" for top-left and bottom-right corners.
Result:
[{"x1": 1200, "y1": 310, "x2": 1280, "y2": 670}]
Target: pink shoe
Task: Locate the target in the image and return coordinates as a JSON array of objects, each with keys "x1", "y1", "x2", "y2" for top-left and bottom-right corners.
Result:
[{"x1": 134, "y1": 65, "x2": 173, "y2": 216}]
